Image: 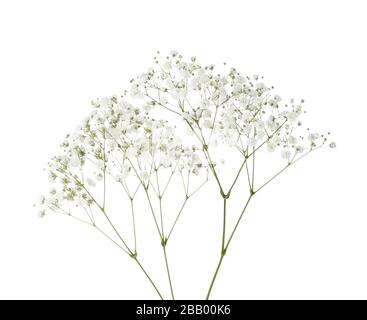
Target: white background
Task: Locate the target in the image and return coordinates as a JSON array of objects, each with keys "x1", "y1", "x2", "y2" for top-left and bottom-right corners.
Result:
[{"x1": 0, "y1": 0, "x2": 366, "y2": 300}]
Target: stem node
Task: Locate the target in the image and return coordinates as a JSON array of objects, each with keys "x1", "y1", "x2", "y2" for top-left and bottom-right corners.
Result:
[
  {"x1": 220, "y1": 190, "x2": 230, "y2": 199},
  {"x1": 129, "y1": 252, "x2": 137, "y2": 259},
  {"x1": 161, "y1": 237, "x2": 168, "y2": 247}
]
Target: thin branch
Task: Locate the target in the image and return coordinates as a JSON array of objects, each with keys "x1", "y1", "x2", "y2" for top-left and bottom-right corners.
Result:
[
  {"x1": 166, "y1": 197, "x2": 189, "y2": 241},
  {"x1": 227, "y1": 158, "x2": 247, "y2": 195},
  {"x1": 224, "y1": 195, "x2": 253, "y2": 251},
  {"x1": 130, "y1": 199, "x2": 137, "y2": 252},
  {"x1": 143, "y1": 187, "x2": 163, "y2": 239},
  {"x1": 251, "y1": 145, "x2": 255, "y2": 191},
  {"x1": 255, "y1": 147, "x2": 319, "y2": 193},
  {"x1": 244, "y1": 150, "x2": 252, "y2": 191},
  {"x1": 221, "y1": 198, "x2": 227, "y2": 254},
  {"x1": 246, "y1": 119, "x2": 287, "y2": 159},
  {"x1": 145, "y1": 93, "x2": 181, "y2": 116}
]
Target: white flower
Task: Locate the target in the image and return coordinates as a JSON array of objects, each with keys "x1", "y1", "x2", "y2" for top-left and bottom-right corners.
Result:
[
  {"x1": 140, "y1": 151, "x2": 151, "y2": 162},
  {"x1": 38, "y1": 209, "x2": 46, "y2": 218},
  {"x1": 160, "y1": 96, "x2": 168, "y2": 105},
  {"x1": 295, "y1": 146, "x2": 304, "y2": 153},
  {"x1": 197, "y1": 70, "x2": 209, "y2": 84},
  {"x1": 162, "y1": 61, "x2": 172, "y2": 72},
  {"x1": 48, "y1": 172, "x2": 57, "y2": 183},
  {"x1": 39, "y1": 195, "x2": 45, "y2": 205},
  {"x1": 202, "y1": 109, "x2": 212, "y2": 119},
  {"x1": 180, "y1": 69, "x2": 191, "y2": 79},
  {"x1": 160, "y1": 155, "x2": 171, "y2": 168},
  {"x1": 55, "y1": 192, "x2": 64, "y2": 203},
  {"x1": 288, "y1": 135, "x2": 298, "y2": 145},
  {"x1": 114, "y1": 174, "x2": 122, "y2": 182},
  {"x1": 39, "y1": 50, "x2": 334, "y2": 249},
  {"x1": 286, "y1": 111, "x2": 298, "y2": 122},
  {"x1": 140, "y1": 171, "x2": 150, "y2": 183},
  {"x1": 274, "y1": 94, "x2": 282, "y2": 102},
  {"x1": 308, "y1": 133, "x2": 319, "y2": 142},
  {"x1": 173, "y1": 136, "x2": 182, "y2": 145},
  {"x1": 108, "y1": 127, "x2": 122, "y2": 139},
  {"x1": 127, "y1": 147, "x2": 137, "y2": 158},
  {"x1": 69, "y1": 156, "x2": 80, "y2": 167},
  {"x1": 96, "y1": 159, "x2": 105, "y2": 170},
  {"x1": 281, "y1": 148, "x2": 291, "y2": 160},
  {"x1": 267, "y1": 142, "x2": 276, "y2": 152},
  {"x1": 182, "y1": 112, "x2": 191, "y2": 121},
  {"x1": 86, "y1": 178, "x2": 96, "y2": 187},
  {"x1": 130, "y1": 84, "x2": 141, "y2": 97},
  {"x1": 107, "y1": 140, "x2": 117, "y2": 151},
  {"x1": 76, "y1": 199, "x2": 87, "y2": 207},
  {"x1": 255, "y1": 82, "x2": 266, "y2": 90},
  {"x1": 203, "y1": 120, "x2": 212, "y2": 129}
]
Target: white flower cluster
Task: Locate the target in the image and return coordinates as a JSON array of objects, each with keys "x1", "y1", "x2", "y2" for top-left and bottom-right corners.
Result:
[
  {"x1": 36, "y1": 51, "x2": 335, "y2": 302},
  {"x1": 129, "y1": 51, "x2": 335, "y2": 162},
  {"x1": 38, "y1": 50, "x2": 334, "y2": 216},
  {"x1": 38, "y1": 92, "x2": 206, "y2": 215}
]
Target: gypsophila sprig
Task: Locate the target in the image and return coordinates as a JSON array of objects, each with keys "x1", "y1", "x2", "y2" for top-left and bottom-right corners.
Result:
[{"x1": 37, "y1": 51, "x2": 334, "y2": 300}]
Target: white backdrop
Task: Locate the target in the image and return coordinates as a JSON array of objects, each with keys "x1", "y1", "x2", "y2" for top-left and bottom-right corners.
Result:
[{"x1": 0, "y1": 0, "x2": 366, "y2": 300}]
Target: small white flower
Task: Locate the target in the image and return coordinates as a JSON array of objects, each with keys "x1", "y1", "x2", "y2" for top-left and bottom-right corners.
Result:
[
  {"x1": 274, "y1": 94, "x2": 282, "y2": 102},
  {"x1": 182, "y1": 112, "x2": 191, "y2": 121},
  {"x1": 308, "y1": 133, "x2": 319, "y2": 142},
  {"x1": 209, "y1": 138, "x2": 218, "y2": 148},
  {"x1": 109, "y1": 127, "x2": 122, "y2": 139},
  {"x1": 288, "y1": 135, "x2": 298, "y2": 145},
  {"x1": 160, "y1": 155, "x2": 171, "y2": 168},
  {"x1": 281, "y1": 149, "x2": 291, "y2": 160},
  {"x1": 96, "y1": 159, "x2": 105, "y2": 170},
  {"x1": 198, "y1": 70, "x2": 209, "y2": 84},
  {"x1": 69, "y1": 156, "x2": 80, "y2": 168},
  {"x1": 76, "y1": 199, "x2": 87, "y2": 207},
  {"x1": 140, "y1": 171, "x2": 150, "y2": 183},
  {"x1": 38, "y1": 209, "x2": 46, "y2": 218},
  {"x1": 203, "y1": 120, "x2": 212, "y2": 129},
  {"x1": 114, "y1": 174, "x2": 122, "y2": 182},
  {"x1": 286, "y1": 111, "x2": 298, "y2": 122},
  {"x1": 160, "y1": 96, "x2": 168, "y2": 105},
  {"x1": 267, "y1": 142, "x2": 276, "y2": 152},
  {"x1": 295, "y1": 145, "x2": 304, "y2": 153},
  {"x1": 126, "y1": 147, "x2": 137, "y2": 158},
  {"x1": 329, "y1": 142, "x2": 336, "y2": 148},
  {"x1": 48, "y1": 172, "x2": 57, "y2": 183},
  {"x1": 86, "y1": 178, "x2": 96, "y2": 187},
  {"x1": 255, "y1": 82, "x2": 266, "y2": 90},
  {"x1": 39, "y1": 195, "x2": 45, "y2": 205},
  {"x1": 180, "y1": 69, "x2": 191, "y2": 79},
  {"x1": 162, "y1": 61, "x2": 172, "y2": 72}
]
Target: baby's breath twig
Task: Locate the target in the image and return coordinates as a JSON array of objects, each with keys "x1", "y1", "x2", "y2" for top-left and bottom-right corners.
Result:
[{"x1": 39, "y1": 50, "x2": 335, "y2": 300}]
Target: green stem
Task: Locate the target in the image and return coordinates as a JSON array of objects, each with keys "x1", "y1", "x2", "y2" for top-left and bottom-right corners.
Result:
[
  {"x1": 143, "y1": 187, "x2": 175, "y2": 299},
  {"x1": 221, "y1": 198, "x2": 227, "y2": 254},
  {"x1": 133, "y1": 256, "x2": 164, "y2": 300},
  {"x1": 130, "y1": 199, "x2": 137, "y2": 252},
  {"x1": 206, "y1": 254, "x2": 225, "y2": 300},
  {"x1": 162, "y1": 244, "x2": 175, "y2": 300},
  {"x1": 206, "y1": 195, "x2": 252, "y2": 300},
  {"x1": 144, "y1": 188, "x2": 163, "y2": 239},
  {"x1": 206, "y1": 196, "x2": 227, "y2": 300}
]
